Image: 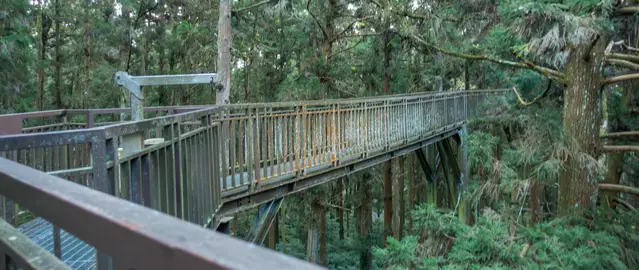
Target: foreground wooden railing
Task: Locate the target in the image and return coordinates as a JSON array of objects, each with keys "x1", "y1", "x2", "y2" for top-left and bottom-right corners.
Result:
[{"x1": 0, "y1": 158, "x2": 321, "y2": 269}]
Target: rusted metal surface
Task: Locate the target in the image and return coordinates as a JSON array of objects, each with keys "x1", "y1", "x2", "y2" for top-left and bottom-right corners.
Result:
[{"x1": 0, "y1": 158, "x2": 323, "y2": 270}]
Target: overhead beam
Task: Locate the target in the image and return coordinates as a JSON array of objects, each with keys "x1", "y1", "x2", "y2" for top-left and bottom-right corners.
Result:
[{"x1": 114, "y1": 71, "x2": 218, "y2": 122}]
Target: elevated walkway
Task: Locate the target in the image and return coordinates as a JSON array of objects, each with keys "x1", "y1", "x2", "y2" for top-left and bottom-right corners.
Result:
[{"x1": 0, "y1": 88, "x2": 507, "y2": 269}]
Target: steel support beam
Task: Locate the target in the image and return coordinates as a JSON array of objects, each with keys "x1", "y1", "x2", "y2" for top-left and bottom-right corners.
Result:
[
  {"x1": 414, "y1": 148, "x2": 436, "y2": 183},
  {"x1": 246, "y1": 198, "x2": 283, "y2": 245}
]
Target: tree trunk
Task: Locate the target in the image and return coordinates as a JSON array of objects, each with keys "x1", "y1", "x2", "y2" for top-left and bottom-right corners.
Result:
[
  {"x1": 82, "y1": 1, "x2": 91, "y2": 109},
  {"x1": 307, "y1": 200, "x2": 322, "y2": 264},
  {"x1": 383, "y1": 160, "x2": 392, "y2": 244},
  {"x1": 338, "y1": 177, "x2": 344, "y2": 240},
  {"x1": 36, "y1": 7, "x2": 46, "y2": 110},
  {"x1": 382, "y1": 28, "x2": 393, "y2": 245},
  {"x1": 216, "y1": 0, "x2": 232, "y2": 105},
  {"x1": 268, "y1": 214, "x2": 277, "y2": 250},
  {"x1": 319, "y1": 202, "x2": 326, "y2": 266},
  {"x1": 408, "y1": 153, "x2": 414, "y2": 233},
  {"x1": 558, "y1": 38, "x2": 605, "y2": 216},
  {"x1": 393, "y1": 158, "x2": 404, "y2": 239},
  {"x1": 54, "y1": 0, "x2": 63, "y2": 109},
  {"x1": 281, "y1": 206, "x2": 287, "y2": 253},
  {"x1": 359, "y1": 173, "x2": 373, "y2": 270},
  {"x1": 399, "y1": 156, "x2": 405, "y2": 236},
  {"x1": 465, "y1": 60, "x2": 470, "y2": 90}
]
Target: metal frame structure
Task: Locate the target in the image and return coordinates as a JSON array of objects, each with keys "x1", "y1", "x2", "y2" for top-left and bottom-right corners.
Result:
[
  {"x1": 0, "y1": 84, "x2": 510, "y2": 269},
  {"x1": 114, "y1": 71, "x2": 217, "y2": 122},
  {"x1": 114, "y1": 71, "x2": 218, "y2": 155}
]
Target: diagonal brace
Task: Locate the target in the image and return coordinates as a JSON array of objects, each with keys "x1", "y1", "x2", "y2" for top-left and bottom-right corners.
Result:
[
  {"x1": 415, "y1": 147, "x2": 436, "y2": 183},
  {"x1": 246, "y1": 198, "x2": 284, "y2": 245}
]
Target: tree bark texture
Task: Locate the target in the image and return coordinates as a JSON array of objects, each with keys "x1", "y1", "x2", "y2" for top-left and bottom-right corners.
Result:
[
  {"x1": 268, "y1": 214, "x2": 277, "y2": 249},
  {"x1": 37, "y1": 8, "x2": 47, "y2": 110},
  {"x1": 216, "y1": 0, "x2": 232, "y2": 105},
  {"x1": 307, "y1": 200, "x2": 320, "y2": 264},
  {"x1": 359, "y1": 173, "x2": 373, "y2": 270},
  {"x1": 54, "y1": 0, "x2": 64, "y2": 109},
  {"x1": 408, "y1": 153, "x2": 414, "y2": 233},
  {"x1": 383, "y1": 160, "x2": 392, "y2": 244},
  {"x1": 337, "y1": 178, "x2": 344, "y2": 240},
  {"x1": 82, "y1": 1, "x2": 91, "y2": 109},
  {"x1": 399, "y1": 156, "x2": 405, "y2": 235},
  {"x1": 558, "y1": 38, "x2": 605, "y2": 216},
  {"x1": 393, "y1": 158, "x2": 404, "y2": 239}
]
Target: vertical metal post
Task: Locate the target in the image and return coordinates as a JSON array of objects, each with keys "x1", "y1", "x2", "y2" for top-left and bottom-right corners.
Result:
[{"x1": 91, "y1": 134, "x2": 114, "y2": 270}]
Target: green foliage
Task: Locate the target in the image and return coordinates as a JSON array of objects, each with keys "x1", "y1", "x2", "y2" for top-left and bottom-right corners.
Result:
[
  {"x1": 375, "y1": 205, "x2": 636, "y2": 270},
  {"x1": 373, "y1": 236, "x2": 419, "y2": 269}
]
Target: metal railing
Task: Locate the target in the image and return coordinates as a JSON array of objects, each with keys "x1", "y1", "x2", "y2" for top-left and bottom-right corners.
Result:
[
  {"x1": 0, "y1": 158, "x2": 322, "y2": 270},
  {"x1": 0, "y1": 89, "x2": 507, "y2": 268}
]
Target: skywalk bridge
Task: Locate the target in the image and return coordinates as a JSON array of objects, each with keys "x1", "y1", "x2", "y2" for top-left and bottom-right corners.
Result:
[{"x1": 0, "y1": 74, "x2": 507, "y2": 269}]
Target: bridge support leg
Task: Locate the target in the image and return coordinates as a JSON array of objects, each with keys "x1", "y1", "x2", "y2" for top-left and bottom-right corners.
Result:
[
  {"x1": 246, "y1": 198, "x2": 283, "y2": 244},
  {"x1": 415, "y1": 145, "x2": 439, "y2": 206},
  {"x1": 437, "y1": 136, "x2": 469, "y2": 224}
]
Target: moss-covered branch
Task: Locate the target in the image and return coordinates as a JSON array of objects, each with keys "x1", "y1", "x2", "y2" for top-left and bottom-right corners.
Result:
[
  {"x1": 512, "y1": 79, "x2": 552, "y2": 106},
  {"x1": 306, "y1": 0, "x2": 328, "y2": 39},
  {"x1": 370, "y1": 0, "x2": 458, "y2": 22},
  {"x1": 614, "y1": 6, "x2": 639, "y2": 16},
  {"x1": 607, "y1": 59, "x2": 639, "y2": 70},
  {"x1": 602, "y1": 145, "x2": 639, "y2": 152},
  {"x1": 601, "y1": 131, "x2": 639, "y2": 138},
  {"x1": 607, "y1": 53, "x2": 639, "y2": 64},
  {"x1": 233, "y1": 0, "x2": 269, "y2": 13},
  {"x1": 603, "y1": 73, "x2": 639, "y2": 85},
  {"x1": 410, "y1": 34, "x2": 566, "y2": 83},
  {"x1": 598, "y1": 184, "x2": 639, "y2": 197}
]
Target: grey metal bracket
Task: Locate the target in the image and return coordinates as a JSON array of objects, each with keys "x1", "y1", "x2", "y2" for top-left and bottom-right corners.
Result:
[
  {"x1": 114, "y1": 71, "x2": 218, "y2": 155},
  {"x1": 114, "y1": 71, "x2": 218, "y2": 121}
]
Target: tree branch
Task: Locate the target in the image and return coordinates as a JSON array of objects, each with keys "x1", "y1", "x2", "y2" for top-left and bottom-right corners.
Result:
[
  {"x1": 410, "y1": 34, "x2": 565, "y2": 83},
  {"x1": 615, "y1": 6, "x2": 639, "y2": 16},
  {"x1": 601, "y1": 131, "x2": 639, "y2": 138},
  {"x1": 328, "y1": 38, "x2": 365, "y2": 59},
  {"x1": 604, "y1": 73, "x2": 639, "y2": 85},
  {"x1": 320, "y1": 202, "x2": 353, "y2": 212},
  {"x1": 607, "y1": 53, "x2": 639, "y2": 64},
  {"x1": 306, "y1": 0, "x2": 328, "y2": 39},
  {"x1": 370, "y1": 0, "x2": 457, "y2": 22},
  {"x1": 233, "y1": 0, "x2": 269, "y2": 13},
  {"x1": 512, "y1": 79, "x2": 552, "y2": 106},
  {"x1": 613, "y1": 197, "x2": 637, "y2": 212},
  {"x1": 602, "y1": 145, "x2": 639, "y2": 152},
  {"x1": 331, "y1": 16, "x2": 373, "y2": 42},
  {"x1": 511, "y1": 50, "x2": 566, "y2": 83},
  {"x1": 599, "y1": 184, "x2": 639, "y2": 197},
  {"x1": 606, "y1": 40, "x2": 639, "y2": 53},
  {"x1": 607, "y1": 58, "x2": 639, "y2": 71},
  {"x1": 338, "y1": 33, "x2": 381, "y2": 39}
]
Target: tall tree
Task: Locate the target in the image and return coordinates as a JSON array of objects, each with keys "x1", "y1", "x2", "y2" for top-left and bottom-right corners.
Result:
[
  {"x1": 53, "y1": 0, "x2": 63, "y2": 109},
  {"x1": 216, "y1": 0, "x2": 232, "y2": 105}
]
